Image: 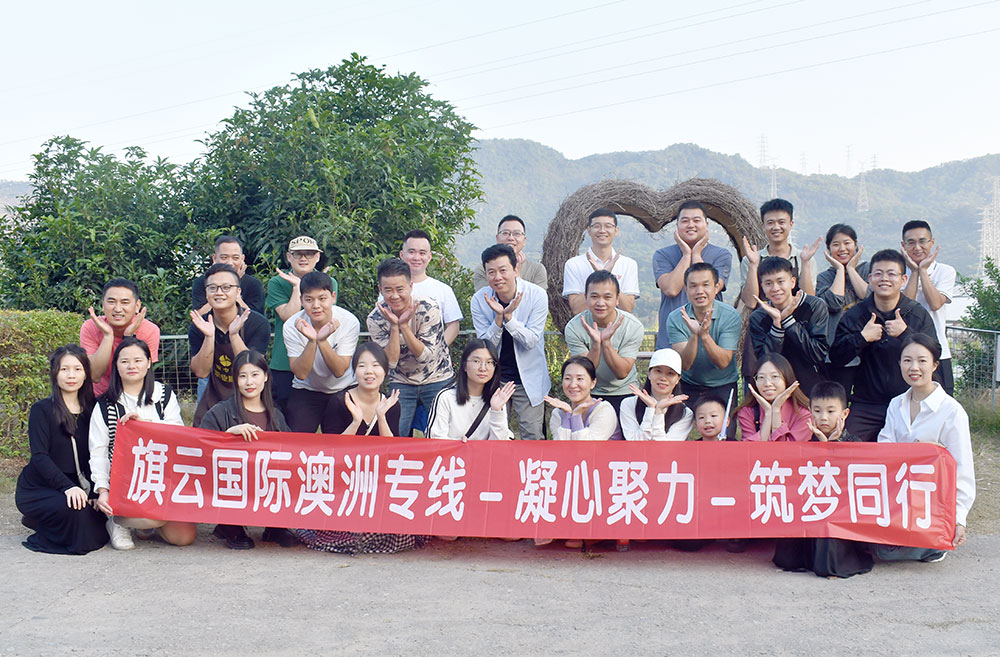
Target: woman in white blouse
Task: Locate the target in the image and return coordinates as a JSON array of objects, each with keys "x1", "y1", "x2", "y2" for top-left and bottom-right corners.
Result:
[
  {"x1": 427, "y1": 339, "x2": 515, "y2": 441},
  {"x1": 545, "y1": 356, "x2": 623, "y2": 441},
  {"x1": 621, "y1": 348, "x2": 692, "y2": 441},
  {"x1": 876, "y1": 333, "x2": 975, "y2": 562},
  {"x1": 90, "y1": 337, "x2": 196, "y2": 550}
]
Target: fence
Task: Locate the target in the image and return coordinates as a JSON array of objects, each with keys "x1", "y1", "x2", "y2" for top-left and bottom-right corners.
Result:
[{"x1": 947, "y1": 325, "x2": 1000, "y2": 410}]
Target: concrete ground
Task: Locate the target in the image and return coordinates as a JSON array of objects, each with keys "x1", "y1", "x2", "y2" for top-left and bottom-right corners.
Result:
[{"x1": 1, "y1": 522, "x2": 998, "y2": 656}]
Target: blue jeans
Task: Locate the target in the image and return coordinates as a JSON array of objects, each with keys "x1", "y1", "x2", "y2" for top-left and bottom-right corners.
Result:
[
  {"x1": 874, "y1": 544, "x2": 946, "y2": 562},
  {"x1": 391, "y1": 378, "x2": 454, "y2": 437}
]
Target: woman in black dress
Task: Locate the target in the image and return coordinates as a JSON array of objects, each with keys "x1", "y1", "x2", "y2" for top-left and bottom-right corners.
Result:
[{"x1": 16, "y1": 345, "x2": 108, "y2": 554}]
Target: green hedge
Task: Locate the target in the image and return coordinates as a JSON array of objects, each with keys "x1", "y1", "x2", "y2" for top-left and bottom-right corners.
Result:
[{"x1": 0, "y1": 309, "x2": 83, "y2": 458}]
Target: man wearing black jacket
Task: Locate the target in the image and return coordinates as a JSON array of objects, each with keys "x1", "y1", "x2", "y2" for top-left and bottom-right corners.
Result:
[
  {"x1": 830, "y1": 249, "x2": 938, "y2": 441},
  {"x1": 749, "y1": 257, "x2": 830, "y2": 396}
]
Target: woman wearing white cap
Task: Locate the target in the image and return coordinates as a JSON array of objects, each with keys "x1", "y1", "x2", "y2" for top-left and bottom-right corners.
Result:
[{"x1": 621, "y1": 348, "x2": 693, "y2": 441}]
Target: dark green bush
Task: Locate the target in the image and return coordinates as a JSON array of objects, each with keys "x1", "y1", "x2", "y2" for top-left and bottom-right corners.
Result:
[{"x1": 0, "y1": 309, "x2": 83, "y2": 458}]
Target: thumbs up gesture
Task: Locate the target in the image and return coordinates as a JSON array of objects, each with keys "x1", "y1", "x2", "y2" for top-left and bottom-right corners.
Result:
[
  {"x1": 885, "y1": 308, "x2": 908, "y2": 338},
  {"x1": 861, "y1": 313, "x2": 883, "y2": 343}
]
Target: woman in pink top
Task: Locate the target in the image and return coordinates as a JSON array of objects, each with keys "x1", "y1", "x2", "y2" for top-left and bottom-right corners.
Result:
[{"x1": 735, "y1": 353, "x2": 811, "y2": 441}]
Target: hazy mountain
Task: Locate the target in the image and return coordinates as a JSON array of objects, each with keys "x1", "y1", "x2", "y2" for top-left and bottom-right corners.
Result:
[{"x1": 460, "y1": 139, "x2": 1000, "y2": 325}]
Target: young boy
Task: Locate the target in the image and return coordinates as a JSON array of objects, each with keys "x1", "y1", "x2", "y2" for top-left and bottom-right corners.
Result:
[
  {"x1": 693, "y1": 394, "x2": 727, "y2": 441},
  {"x1": 806, "y1": 381, "x2": 853, "y2": 442}
]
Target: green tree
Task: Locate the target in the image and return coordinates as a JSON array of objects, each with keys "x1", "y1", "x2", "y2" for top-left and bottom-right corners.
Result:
[
  {"x1": 962, "y1": 258, "x2": 1000, "y2": 330},
  {"x1": 186, "y1": 53, "x2": 481, "y2": 319},
  {"x1": 0, "y1": 136, "x2": 213, "y2": 333}
]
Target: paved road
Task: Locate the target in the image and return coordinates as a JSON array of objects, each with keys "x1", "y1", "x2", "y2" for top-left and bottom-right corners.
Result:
[{"x1": 2, "y1": 526, "x2": 998, "y2": 656}]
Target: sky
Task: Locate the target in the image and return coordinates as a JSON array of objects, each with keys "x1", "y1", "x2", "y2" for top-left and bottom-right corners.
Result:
[{"x1": 1, "y1": 0, "x2": 998, "y2": 181}]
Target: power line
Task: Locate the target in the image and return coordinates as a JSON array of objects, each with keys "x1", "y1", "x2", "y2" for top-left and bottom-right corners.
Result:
[
  {"x1": 453, "y1": 0, "x2": 934, "y2": 102},
  {"x1": 433, "y1": 0, "x2": 811, "y2": 82},
  {"x1": 463, "y1": 0, "x2": 994, "y2": 111},
  {"x1": 428, "y1": 0, "x2": 780, "y2": 78},
  {"x1": 382, "y1": 0, "x2": 624, "y2": 58},
  {"x1": 483, "y1": 26, "x2": 1000, "y2": 130}
]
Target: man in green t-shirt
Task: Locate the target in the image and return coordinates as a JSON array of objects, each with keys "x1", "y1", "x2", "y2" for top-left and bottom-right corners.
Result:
[
  {"x1": 564, "y1": 270, "x2": 645, "y2": 418},
  {"x1": 266, "y1": 236, "x2": 337, "y2": 414}
]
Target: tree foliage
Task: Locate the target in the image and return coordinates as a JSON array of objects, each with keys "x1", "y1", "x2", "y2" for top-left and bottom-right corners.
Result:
[
  {"x1": 186, "y1": 53, "x2": 481, "y2": 318},
  {"x1": 0, "y1": 137, "x2": 215, "y2": 333},
  {"x1": 962, "y1": 258, "x2": 1000, "y2": 330}
]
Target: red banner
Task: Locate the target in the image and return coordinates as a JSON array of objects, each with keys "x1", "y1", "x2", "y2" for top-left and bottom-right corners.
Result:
[{"x1": 109, "y1": 421, "x2": 957, "y2": 549}]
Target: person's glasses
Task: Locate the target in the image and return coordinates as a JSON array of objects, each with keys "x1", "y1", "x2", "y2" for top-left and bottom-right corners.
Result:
[
  {"x1": 292, "y1": 251, "x2": 319, "y2": 259},
  {"x1": 498, "y1": 230, "x2": 525, "y2": 238},
  {"x1": 754, "y1": 374, "x2": 784, "y2": 384},
  {"x1": 469, "y1": 358, "x2": 496, "y2": 369},
  {"x1": 903, "y1": 238, "x2": 932, "y2": 248},
  {"x1": 206, "y1": 284, "x2": 238, "y2": 294},
  {"x1": 870, "y1": 270, "x2": 901, "y2": 280},
  {"x1": 590, "y1": 223, "x2": 616, "y2": 231}
]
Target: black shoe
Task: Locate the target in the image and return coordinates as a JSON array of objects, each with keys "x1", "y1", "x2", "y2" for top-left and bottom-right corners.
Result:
[
  {"x1": 213, "y1": 524, "x2": 255, "y2": 550},
  {"x1": 724, "y1": 538, "x2": 748, "y2": 553},
  {"x1": 262, "y1": 527, "x2": 299, "y2": 548}
]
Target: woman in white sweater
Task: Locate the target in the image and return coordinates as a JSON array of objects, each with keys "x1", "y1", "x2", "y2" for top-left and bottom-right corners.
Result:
[
  {"x1": 427, "y1": 339, "x2": 515, "y2": 441},
  {"x1": 876, "y1": 333, "x2": 975, "y2": 563},
  {"x1": 545, "y1": 356, "x2": 623, "y2": 441},
  {"x1": 621, "y1": 348, "x2": 693, "y2": 441},
  {"x1": 89, "y1": 337, "x2": 196, "y2": 550}
]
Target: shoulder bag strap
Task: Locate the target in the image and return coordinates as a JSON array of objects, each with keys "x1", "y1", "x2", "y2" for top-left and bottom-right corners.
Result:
[{"x1": 464, "y1": 400, "x2": 492, "y2": 440}]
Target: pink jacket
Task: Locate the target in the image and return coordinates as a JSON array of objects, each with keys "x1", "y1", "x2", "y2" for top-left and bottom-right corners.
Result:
[{"x1": 737, "y1": 402, "x2": 812, "y2": 442}]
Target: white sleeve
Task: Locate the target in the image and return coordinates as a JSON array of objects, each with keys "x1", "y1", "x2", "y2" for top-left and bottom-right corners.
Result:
[
  {"x1": 947, "y1": 404, "x2": 976, "y2": 526},
  {"x1": 88, "y1": 407, "x2": 111, "y2": 492},
  {"x1": 620, "y1": 257, "x2": 641, "y2": 297},
  {"x1": 936, "y1": 265, "x2": 956, "y2": 303},
  {"x1": 426, "y1": 389, "x2": 458, "y2": 441},
  {"x1": 442, "y1": 285, "x2": 463, "y2": 323},
  {"x1": 555, "y1": 402, "x2": 618, "y2": 441},
  {"x1": 335, "y1": 313, "x2": 361, "y2": 356},
  {"x1": 620, "y1": 397, "x2": 645, "y2": 441},
  {"x1": 161, "y1": 386, "x2": 185, "y2": 426},
  {"x1": 876, "y1": 398, "x2": 903, "y2": 443},
  {"x1": 562, "y1": 259, "x2": 583, "y2": 297},
  {"x1": 283, "y1": 313, "x2": 306, "y2": 358},
  {"x1": 663, "y1": 407, "x2": 695, "y2": 441},
  {"x1": 487, "y1": 406, "x2": 514, "y2": 440}
]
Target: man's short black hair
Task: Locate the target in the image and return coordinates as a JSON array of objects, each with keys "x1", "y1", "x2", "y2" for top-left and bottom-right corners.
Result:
[
  {"x1": 684, "y1": 262, "x2": 719, "y2": 285},
  {"x1": 403, "y1": 229, "x2": 431, "y2": 245},
  {"x1": 588, "y1": 208, "x2": 617, "y2": 225},
  {"x1": 585, "y1": 269, "x2": 620, "y2": 295},
  {"x1": 377, "y1": 257, "x2": 411, "y2": 283},
  {"x1": 869, "y1": 249, "x2": 907, "y2": 274},
  {"x1": 901, "y1": 220, "x2": 933, "y2": 239},
  {"x1": 497, "y1": 215, "x2": 525, "y2": 232},
  {"x1": 676, "y1": 200, "x2": 707, "y2": 219},
  {"x1": 214, "y1": 235, "x2": 243, "y2": 251},
  {"x1": 760, "y1": 198, "x2": 794, "y2": 220},
  {"x1": 300, "y1": 271, "x2": 334, "y2": 296},
  {"x1": 757, "y1": 256, "x2": 796, "y2": 280},
  {"x1": 809, "y1": 381, "x2": 847, "y2": 408},
  {"x1": 205, "y1": 263, "x2": 240, "y2": 285},
  {"x1": 102, "y1": 278, "x2": 139, "y2": 300},
  {"x1": 482, "y1": 244, "x2": 517, "y2": 269}
]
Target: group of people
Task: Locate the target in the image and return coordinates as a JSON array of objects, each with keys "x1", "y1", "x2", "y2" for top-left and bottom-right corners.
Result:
[{"x1": 16, "y1": 199, "x2": 975, "y2": 577}]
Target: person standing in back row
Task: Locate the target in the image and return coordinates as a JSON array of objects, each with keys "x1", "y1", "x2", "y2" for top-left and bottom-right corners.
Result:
[
  {"x1": 653, "y1": 201, "x2": 732, "y2": 349},
  {"x1": 900, "y1": 220, "x2": 956, "y2": 395},
  {"x1": 473, "y1": 215, "x2": 548, "y2": 291},
  {"x1": 562, "y1": 208, "x2": 640, "y2": 316}
]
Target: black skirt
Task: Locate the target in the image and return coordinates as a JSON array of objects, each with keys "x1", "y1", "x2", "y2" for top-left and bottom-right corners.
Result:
[
  {"x1": 16, "y1": 473, "x2": 108, "y2": 555},
  {"x1": 773, "y1": 537, "x2": 874, "y2": 578}
]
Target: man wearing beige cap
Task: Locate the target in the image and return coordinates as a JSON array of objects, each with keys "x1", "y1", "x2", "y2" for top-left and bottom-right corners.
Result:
[{"x1": 266, "y1": 235, "x2": 335, "y2": 414}]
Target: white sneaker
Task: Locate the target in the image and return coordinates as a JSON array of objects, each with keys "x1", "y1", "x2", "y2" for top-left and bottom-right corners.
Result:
[
  {"x1": 107, "y1": 518, "x2": 135, "y2": 550},
  {"x1": 922, "y1": 551, "x2": 947, "y2": 563}
]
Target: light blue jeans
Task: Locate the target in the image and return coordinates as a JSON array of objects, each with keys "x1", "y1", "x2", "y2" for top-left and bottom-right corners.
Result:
[{"x1": 390, "y1": 378, "x2": 454, "y2": 438}]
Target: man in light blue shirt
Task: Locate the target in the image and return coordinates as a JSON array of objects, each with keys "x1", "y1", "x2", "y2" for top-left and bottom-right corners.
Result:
[{"x1": 471, "y1": 244, "x2": 549, "y2": 440}]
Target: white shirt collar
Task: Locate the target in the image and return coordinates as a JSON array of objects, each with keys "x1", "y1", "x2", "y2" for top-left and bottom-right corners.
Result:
[{"x1": 902, "y1": 382, "x2": 947, "y2": 413}]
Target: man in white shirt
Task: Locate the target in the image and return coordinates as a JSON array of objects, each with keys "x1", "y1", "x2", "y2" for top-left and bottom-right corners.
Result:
[
  {"x1": 562, "y1": 208, "x2": 640, "y2": 316},
  {"x1": 900, "y1": 220, "x2": 956, "y2": 394},
  {"x1": 284, "y1": 271, "x2": 360, "y2": 433},
  {"x1": 471, "y1": 245, "x2": 549, "y2": 440},
  {"x1": 473, "y1": 215, "x2": 548, "y2": 291},
  {"x1": 739, "y1": 198, "x2": 820, "y2": 310}
]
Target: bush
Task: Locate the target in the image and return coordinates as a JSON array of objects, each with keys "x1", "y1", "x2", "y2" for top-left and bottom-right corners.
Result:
[{"x1": 0, "y1": 309, "x2": 83, "y2": 458}]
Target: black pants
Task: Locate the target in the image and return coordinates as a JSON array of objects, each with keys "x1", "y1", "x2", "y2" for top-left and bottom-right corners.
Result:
[
  {"x1": 939, "y1": 358, "x2": 954, "y2": 396},
  {"x1": 845, "y1": 400, "x2": 890, "y2": 442},
  {"x1": 271, "y1": 369, "x2": 294, "y2": 418},
  {"x1": 288, "y1": 388, "x2": 337, "y2": 434},
  {"x1": 680, "y1": 381, "x2": 738, "y2": 412}
]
